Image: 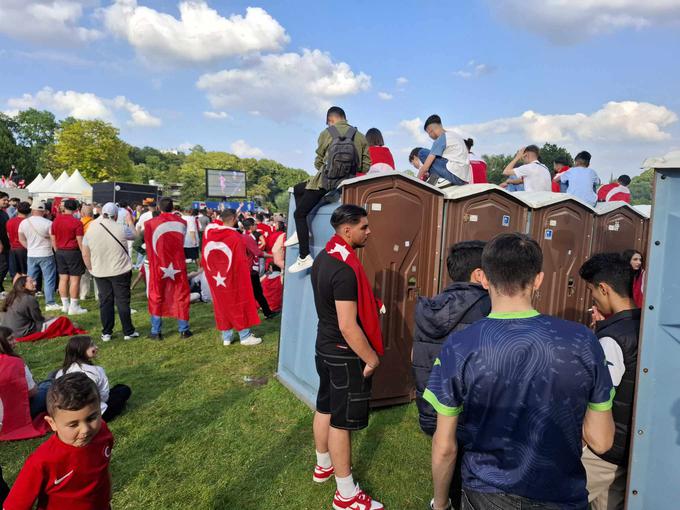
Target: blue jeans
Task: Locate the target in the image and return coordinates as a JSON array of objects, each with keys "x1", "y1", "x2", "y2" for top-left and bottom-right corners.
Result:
[
  {"x1": 222, "y1": 329, "x2": 251, "y2": 342},
  {"x1": 29, "y1": 380, "x2": 52, "y2": 418},
  {"x1": 461, "y1": 489, "x2": 561, "y2": 509},
  {"x1": 507, "y1": 182, "x2": 525, "y2": 192},
  {"x1": 28, "y1": 255, "x2": 57, "y2": 305},
  {"x1": 418, "y1": 149, "x2": 467, "y2": 185},
  {"x1": 151, "y1": 316, "x2": 190, "y2": 334}
]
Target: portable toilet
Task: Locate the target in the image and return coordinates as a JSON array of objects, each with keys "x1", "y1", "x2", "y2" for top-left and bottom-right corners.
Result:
[
  {"x1": 626, "y1": 152, "x2": 680, "y2": 508},
  {"x1": 439, "y1": 184, "x2": 529, "y2": 289},
  {"x1": 515, "y1": 192, "x2": 595, "y2": 324},
  {"x1": 277, "y1": 173, "x2": 444, "y2": 408},
  {"x1": 592, "y1": 201, "x2": 649, "y2": 255}
]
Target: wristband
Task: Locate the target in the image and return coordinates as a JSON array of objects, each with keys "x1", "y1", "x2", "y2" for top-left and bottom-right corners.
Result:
[{"x1": 430, "y1": 498, "x2": 452, "y2": 510}]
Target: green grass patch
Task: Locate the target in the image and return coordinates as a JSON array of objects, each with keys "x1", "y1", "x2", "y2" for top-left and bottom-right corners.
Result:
[{"x1": 1, "y1": 283, "x2": 432, "y2": 509}]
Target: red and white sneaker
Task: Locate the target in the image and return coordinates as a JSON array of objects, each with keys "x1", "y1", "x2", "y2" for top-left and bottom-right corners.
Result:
[
  {"x1": 332, "y1": 485, "x2": 384, "y2": 510},
  {"x1": 313, "y1": 464, "x2": 335, "y2": 483}
]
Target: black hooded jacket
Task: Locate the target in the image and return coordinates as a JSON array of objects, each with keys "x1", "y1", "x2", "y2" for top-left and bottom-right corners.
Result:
[{"x1": 412, "y1": 282, "x2": 491, "y2": 436}]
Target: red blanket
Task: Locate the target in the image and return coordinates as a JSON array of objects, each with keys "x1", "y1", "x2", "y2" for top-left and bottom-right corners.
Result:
[
  {"x1": 0, "y1": 354, "x2": 50, "y2": 441},
  {"x1": 15, "y1": 316, "x2": 86, "y2": 343},
  {"x1": 325, "y1": 234, "x2": 384, "y2": 355}
]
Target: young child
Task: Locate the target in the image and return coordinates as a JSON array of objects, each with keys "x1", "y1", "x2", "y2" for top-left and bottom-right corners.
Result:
[
  {"x1": 579, "y1": 253, "x2": 641, "y2": 509},
  {"x1": 413, "y1": 115, "x2": 471, "y2": 186},
  {"x1": 3, "y1": 372, "x2": 114, "y2": 510},
  {"x1": 55, "y1": 336, "x2": 131, "y2": 423}
]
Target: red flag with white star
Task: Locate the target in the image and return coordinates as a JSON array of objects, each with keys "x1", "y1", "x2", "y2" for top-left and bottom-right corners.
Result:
[
  {"x1": 144, "y1": 213, "x2": 191, "y2": 321},
  {"x1": 201, "y1": 223, "x2": 260, "y2": 331}
]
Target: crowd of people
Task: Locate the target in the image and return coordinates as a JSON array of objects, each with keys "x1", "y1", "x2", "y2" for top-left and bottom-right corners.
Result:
[{"x1": 0, "y1": 105, "x2": 649, "y2": 510}]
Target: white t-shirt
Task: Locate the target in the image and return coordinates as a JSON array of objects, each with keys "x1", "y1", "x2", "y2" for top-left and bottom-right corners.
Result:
[
  {"x1": 514, "y1": 161, "x2": 552, "y2": 192},
  {"x1": 182, "y1": 215, "x2": 199, "y2": 248},
  {"x1": 136, "y1": 210, "x2": 154, "y2": 232},
  {"x1": 18, "y1": 216, "x2": 54, "y2": 257},
  {"x1": 0, "y1": 362, "x2": 36, "y2": 429},
  {"x1": 56, "y1": 363, "x2": 109, "y2": 413}
]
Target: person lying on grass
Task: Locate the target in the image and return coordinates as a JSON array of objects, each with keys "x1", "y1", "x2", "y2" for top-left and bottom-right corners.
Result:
[
  {"x1": 3, "y1": 372, "x2": 114, "y2": 510},
  {"x1": 55, "y1": 335, "x2": 131, "y2": 423}
]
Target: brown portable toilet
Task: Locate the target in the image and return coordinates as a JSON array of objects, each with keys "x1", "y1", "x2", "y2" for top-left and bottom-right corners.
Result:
[
  {"x1": 592, "y1": 202, "x2": 649, "y2": 255},
  {"x1": 341, "y1": 173, "x2": 444, "y2": 407},
  {"x1": 440, "y1": 184, "x2": 529, "y2": 289},
  {"x1": 516, "y1": 192, "x2": 595, "y2": 324},
  {"x1": 633, "y1": 205, "x2": 652, "y2": 256}
]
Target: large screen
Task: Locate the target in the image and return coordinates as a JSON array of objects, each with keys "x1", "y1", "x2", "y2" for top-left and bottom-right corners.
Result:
[{"x1": 205, "y1": 168, "x2": 246, "y2": 198}]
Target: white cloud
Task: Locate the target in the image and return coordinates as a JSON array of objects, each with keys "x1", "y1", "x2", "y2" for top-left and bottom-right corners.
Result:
[
  {"x1": 454, "y1": 60, "x2": 495, "y2": 79},
  {"x1": 396, "y1": 77, "x2": 408, "y2": 86},
  {"x1": 6, "y1": 87, "x2": 161, "y2": 127},
  {"x1": 197, "y1": 49, "x2": 371, "y2": 121},
  {"x1": 230, "y1": 139, "x2": 264, "y2": 159},
  {"x1": 102, "y1": 0, "x2": 289, "y2": 64},
  {"x1": 0, "y1": 0, "x2": 101, "y2": 45},
  {"x1": 203, "y1": 111, "x2": 231, "y2": 120},
  {"x1": 378, "y1": 92, "x2": 393, "y2": 101},
  {"x1": 490, "y1": 0, "x2": 680, "y2": 41}
]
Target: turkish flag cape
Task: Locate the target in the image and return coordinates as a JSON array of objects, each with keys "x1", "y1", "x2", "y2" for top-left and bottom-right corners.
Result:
[
  {"x1": 325, "y1": 234, "x2": 384, "y2": 355},
  {"x1": 16, "y1": 316, "x2": 86, "y2": 343},
  {"x1": 144, "y1": 213, "x2": 190, "y2": 321},
  {"x1": 202, "y1": 225, "x2": 260, "y2": 331}
]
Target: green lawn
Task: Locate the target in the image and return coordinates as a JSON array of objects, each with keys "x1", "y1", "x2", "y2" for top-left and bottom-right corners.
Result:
[{"x1": 1, "y1": 282, "x2": 432, "y2": 509}]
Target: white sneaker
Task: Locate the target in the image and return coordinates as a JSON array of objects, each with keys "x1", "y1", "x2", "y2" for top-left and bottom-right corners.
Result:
[
  {"x1": 101, "y1": 334, "x2": 112, "y2": 342},
  {"x1": 284, "y1": 231, "x2": 299, "y2": 247},
  {"x1": 61, "y1": 304, "x2": 68, "y2": 313},
  {"x1": 131, "y1": 308, "x2": 138, "y2": 314},
  {"x1": 45, "y1": 303, "x2": 62, "y2": 312},
  {"x1": 288, "y1": 255, "x2": 313, "y2": 273},
  {"x1": 68, "y1": 305, "x2": 88, "y2": 315},
  {"x1": 223, "y1": 339, "x2": 232, "y2": 346},
  {"x1": 240, "y1": 335, "x2": 263, "y2": 346},
  {"x1": 124, "y1": 331, "x2": 140, "y2": 340}
]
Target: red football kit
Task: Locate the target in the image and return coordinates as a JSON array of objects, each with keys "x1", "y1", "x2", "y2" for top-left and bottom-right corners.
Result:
[{"x1": 4, "y1": 422, "x2": 114, "y2": 510}]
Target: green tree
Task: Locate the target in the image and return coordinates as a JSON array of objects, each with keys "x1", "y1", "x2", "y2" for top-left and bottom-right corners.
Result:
[
  {"x1": 539, "y1": 143, "x2": 574, "y2": 170},
  {"x1": 13, "y1": 109, "x2": 58, "y2": 179},
  {"x1": 0, "y1": 118, "x2": 30, "y2": 178},
  {"x1": 49, "y1": 119, "x2": 133, "y2": 182},
  {"x1": 482, "y1": 154, "x2": 514, "y2": 184},
  {"x1": 629, "y1": 169, "x2": 653, "y2": 205}
]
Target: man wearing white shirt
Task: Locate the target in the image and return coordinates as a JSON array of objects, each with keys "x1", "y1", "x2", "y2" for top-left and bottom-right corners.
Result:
[
  {"x1": 501, "y1": 145, "x2": 552, "y2": 192},
  {"x1": 181, "y1": 207, "x2": 199, "y2": 264},
  {"x1": 579, "y1": 253, "x2": 641, "y2": 510},
  {"x1": 18, "y1": 202, "x2": 60, "y2": 311}
]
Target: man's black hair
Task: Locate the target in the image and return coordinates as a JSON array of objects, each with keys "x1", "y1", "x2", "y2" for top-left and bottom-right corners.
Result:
[
  {"x1": 482, "y1": 233, "x2": 543, "y2": 295},
  {"x1": 554, "y1": 156, "x2": 569, "y2": 166},
  {"x1": 424, "y1": 114, "x2": 442, "y2": 131},
  {"x1": 330, "y1": 204, "x2": 368, "y2": 229},
  {"x1": 0, "y1": 192, "x2": 8, "y2": 200},
  {"x1": 17, "y1": 201, "x2": 31, "y2": 215},
  {"x1": 575, "y1": 151, "x2": 592, "y2": 164},
  {"x1": 256, "y1": 213, "x2": 265, "y2": 222},
  {"x1": 447, "y1": 240, "x2": 486, "y2": 282},
  {"x1": 464, "y1": 138, "x2": 474, "y2": 151},
  {"x1": 365, "y1": 128, "x2": 385, "y2": 147},
  {"x1": 326, "y1": 106, "x2": 346, "y2": 120},
  {"x1": 159, "y1": 197, "x2": 174, "y2": 213},
  {"x1": 46, "y1": 372, "x2": 100, "y2": 416},
  {"x1": 63, "y1": 199, "x2": 79, "y2": 211},
  {"x1": 118, "y1": 200, "x2": 128, "y2": 208},
  {"x1": 524, "y1": 145, "x2": 540, "y2": 156},
  {"x1": 220, "y1": 208, "x2": 237, "y2": 222},
  {"x1": 579, "y1": 253, "x2": 633, "y2": 298},
  {"x1": 618, "y1": 174, "x2": 631, "y2": 186},
  {"x1": 409, "y1": 147, "x2": 423, "y2": 162},
  {"x1": 242, "y1": 217, "x2": 256, "y2": 229}
]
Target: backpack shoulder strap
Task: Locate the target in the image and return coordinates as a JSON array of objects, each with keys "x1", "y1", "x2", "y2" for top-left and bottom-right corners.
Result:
[
  {"x1": 327, "y1": 125, "x2": 341, "y2": 139},
  {"x1": 344, "y1": 126, "x2": 357, "y2": 140}
]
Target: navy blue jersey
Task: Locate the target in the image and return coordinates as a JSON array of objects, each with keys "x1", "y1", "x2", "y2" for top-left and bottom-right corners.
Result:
[{"x1": 425, "y1": 310, "x2": 614, "y2": 509}]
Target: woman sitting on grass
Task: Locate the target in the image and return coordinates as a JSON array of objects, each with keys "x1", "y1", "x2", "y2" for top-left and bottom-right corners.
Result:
[
  {"x1": 0, "y1": 326, "x2": 51, "y2": 422},
  {"x1": 55, "y1": 335, "x2": 132, "y2": 422},
  {"x1": 2, "y1": 275, "x2": 60, "y2": 338}
]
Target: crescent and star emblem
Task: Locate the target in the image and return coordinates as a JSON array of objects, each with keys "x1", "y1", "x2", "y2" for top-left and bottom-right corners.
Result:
[{"x1": 151, "y1": 221, "x2": 187, "y2": 280}]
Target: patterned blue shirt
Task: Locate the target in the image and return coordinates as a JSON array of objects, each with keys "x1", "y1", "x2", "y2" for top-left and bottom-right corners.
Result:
[{"x1": 425, "y1": 310, "x2": 614, "y2": 509}]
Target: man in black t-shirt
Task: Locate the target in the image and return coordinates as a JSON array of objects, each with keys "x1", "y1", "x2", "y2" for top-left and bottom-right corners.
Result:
[{"x1": 310, "y1": 204, "x2": 383, "y2": 510}]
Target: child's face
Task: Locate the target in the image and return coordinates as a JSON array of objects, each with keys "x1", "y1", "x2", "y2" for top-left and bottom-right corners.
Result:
[
  {"x1": 426, "y1": 123, "x2": 442, "y2": 140},
  {"x1": 410, "y1": 157, "x2": 421, "y2": 170},
  {"x1": 46, "y1": 402, "x2": 102, "y2": 447},
  {"x1": 86, "y1": 343, "x2": 98, "y2": 360}
]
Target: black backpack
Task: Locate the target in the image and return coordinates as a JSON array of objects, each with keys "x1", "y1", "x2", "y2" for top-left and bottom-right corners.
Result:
[{"x1": 321, "y1": 125, "x2": 360, "y2": 190}]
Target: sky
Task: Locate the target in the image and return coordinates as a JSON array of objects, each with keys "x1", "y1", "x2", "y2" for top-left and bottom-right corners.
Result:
[{"x1": 1, "y1": 0, "x2": 680, "y2": 181}]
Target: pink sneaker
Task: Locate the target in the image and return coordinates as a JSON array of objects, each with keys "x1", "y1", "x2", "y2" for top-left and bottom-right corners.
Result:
[
  {"x1": 332, "y1": 485, "x2": 384, "y2": 510},
  {"x1": 312, "y1": 464, "x2": 334, "y2": 483}
]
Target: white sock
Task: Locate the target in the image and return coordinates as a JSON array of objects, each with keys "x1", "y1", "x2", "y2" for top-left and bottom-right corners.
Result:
[
  {"x1": 335, "y1": 473, "x2": 355, "y2": 499},
  {"x1": 316, "y1": 450, "x2": 332, "y2": 469},
  {"x1": 71, "y1": 299, "x2": 79, "y2": 309},
  {"x1": 61, "y1": 297, "x2": 70, "y2": 308}
]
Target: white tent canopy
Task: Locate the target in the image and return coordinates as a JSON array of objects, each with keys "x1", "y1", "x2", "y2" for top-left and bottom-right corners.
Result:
[
  {"x1": 52, "y1": 171, "x2": 70, "y2": 192},
  {"x1": 32, "y1": 172, "x2": 55, "y2": 193},
  {"x1": 26, "y1": 174, "x2": 44, "y2": 192},
  {"x1": 64, "y1": 170, "x2": 92, "y2": 195}
]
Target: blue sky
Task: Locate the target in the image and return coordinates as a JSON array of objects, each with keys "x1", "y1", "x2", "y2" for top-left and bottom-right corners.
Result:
[{"x1": 1, "y1": 0, "x2": 679, "y2": 180}]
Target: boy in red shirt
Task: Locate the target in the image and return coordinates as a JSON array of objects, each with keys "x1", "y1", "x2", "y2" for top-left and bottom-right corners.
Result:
[
  {"x1": 4, "y1": 372, "x2": 114, "y2": 510},
  {"x1": 49, "y1": 200, "x2": 87, "y2": 315},
  {"x1": 6, "y1": 202, "x2": 30, "y2": 278}
]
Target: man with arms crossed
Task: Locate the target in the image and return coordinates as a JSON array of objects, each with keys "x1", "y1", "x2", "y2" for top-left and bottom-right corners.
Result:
[
  {"x1": 426, "y1": 233, "x2": 615, "y2": 510},
  {"x1": 311, "y1": 204, "x2": 384, "y2": 510}
]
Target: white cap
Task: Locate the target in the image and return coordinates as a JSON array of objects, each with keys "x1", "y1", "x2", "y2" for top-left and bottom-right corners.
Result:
[{"x1": 102, "y1": 202, "x2": 118, "y2": 218}]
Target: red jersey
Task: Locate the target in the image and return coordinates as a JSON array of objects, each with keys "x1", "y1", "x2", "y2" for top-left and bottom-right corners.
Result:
[
  {"x1": 470, "y1": 159, "x2": 488, "y2": 184},
  {"x1": 256, "y1": 223, "x2": 273, "y2": 243},
  {"x1": 50, "y1": 214, "x2": 84, "y2": 250},
  {"x1": 597, "y1": 183, "x2": 631, "y2": 203},
  {"x1": 7, "y1": 216, "x2": 25, "y2": 250},
  {"x1": 552, "y1": 166, "x2": 570, "y2": 192},
  {"x1": 4, "y1": 422, "x2": 114, "y2": 510},
  {"x1": 365, "y1": 146, "x2": 395, "y2": 175},
  {"x1": 243, "y1": 232, "x2": 262, "y2": 271}
]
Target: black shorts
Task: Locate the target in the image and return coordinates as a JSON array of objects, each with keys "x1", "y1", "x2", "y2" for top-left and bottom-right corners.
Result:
[
  {"x1": 315, "y1": 352, "x2": 372, "y2": 430},
  {"x1": 55, "y1": 250, "x2": 86, "y2": 276},
  {"x1": 184, "y1": 247, "x2": 199, "y2": 260}
]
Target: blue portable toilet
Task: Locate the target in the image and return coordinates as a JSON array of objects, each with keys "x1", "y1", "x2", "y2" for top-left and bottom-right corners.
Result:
[{"x1": 626, "y1": 152, "x2": 680, "y2": 508}]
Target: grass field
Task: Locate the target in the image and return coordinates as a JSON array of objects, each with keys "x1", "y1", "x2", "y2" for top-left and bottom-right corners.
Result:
[{"x1": 1, "y1": 281, "x2": 432, "y2": 509}]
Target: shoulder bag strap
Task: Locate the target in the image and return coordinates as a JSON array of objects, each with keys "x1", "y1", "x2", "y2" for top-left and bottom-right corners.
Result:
[{"x1": 99, "y1": 222, "x2": 131, "y2": 259}]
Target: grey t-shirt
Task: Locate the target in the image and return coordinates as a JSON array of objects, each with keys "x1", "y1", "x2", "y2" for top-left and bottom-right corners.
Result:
[{"x1": 3, "y1": 294, "x2": 45, "y2": 337}]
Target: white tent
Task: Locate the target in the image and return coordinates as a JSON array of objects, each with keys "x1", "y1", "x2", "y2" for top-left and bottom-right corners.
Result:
[
  {"x1": 52, "y1": 171, "x2": 70, "y2": 192},
  {"x1": 26, "y1": 174, "x2": 44, "y2": 192},
  {"x1": 64, "y1": 170, "x2": 92, "y2": 196},
  {"x1": 32, "y1": 172, "x2": 55, "y2": 193}
]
